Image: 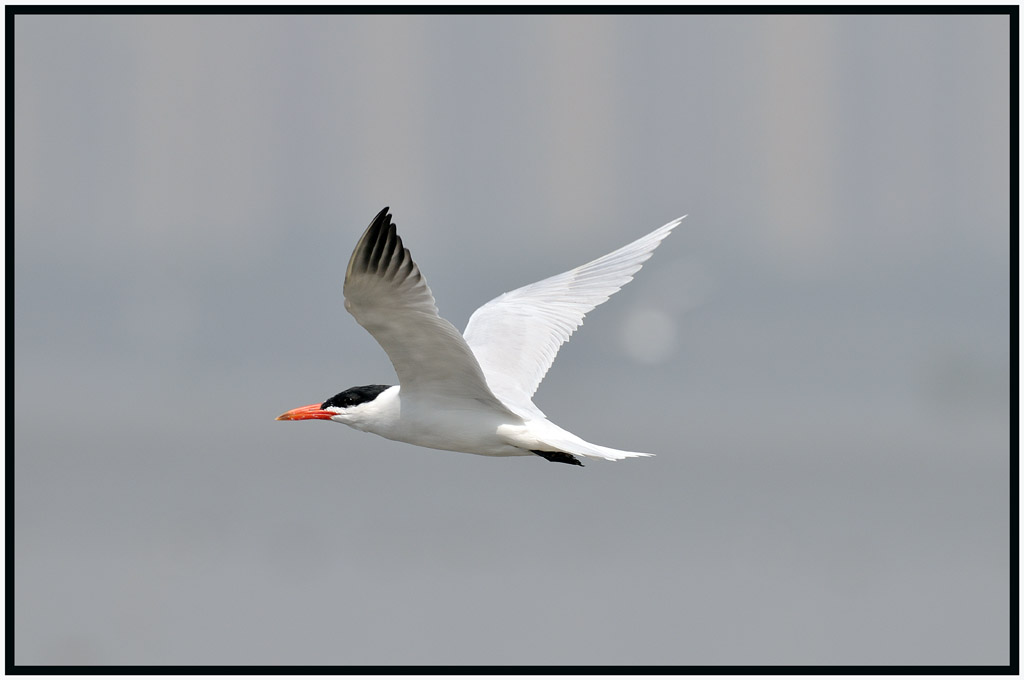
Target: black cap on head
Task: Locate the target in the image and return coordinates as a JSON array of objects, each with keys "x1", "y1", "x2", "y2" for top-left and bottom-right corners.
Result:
[{"x1": 321, "y1": 384, "x2": 392, "y2": 410}]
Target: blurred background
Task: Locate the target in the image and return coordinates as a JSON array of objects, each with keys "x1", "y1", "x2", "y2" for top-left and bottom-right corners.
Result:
[{"x1": 14, "y1": 13, "x2": 1010, "y2": 666}]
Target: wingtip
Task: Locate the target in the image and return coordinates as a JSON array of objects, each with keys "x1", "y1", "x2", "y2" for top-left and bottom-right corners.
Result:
[
  {"x1": 644, "y1": 215, "x2": 686, "y2": 243},
  {"x1": 346, "y1": 207, "x2": 396, "y2": 281},
  {"x1": 652, "y1": 215, "x2": 687, "y2": 237}
]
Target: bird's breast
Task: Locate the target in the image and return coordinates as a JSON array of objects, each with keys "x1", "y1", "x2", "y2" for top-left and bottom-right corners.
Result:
[{"x1": 373, "y1": 394, "x2": 529, "y2": 457}]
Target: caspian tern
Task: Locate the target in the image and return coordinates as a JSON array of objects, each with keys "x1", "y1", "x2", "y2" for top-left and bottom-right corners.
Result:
[{"x1": 277, "y1": 207, "x2": 685, "y2": 466}]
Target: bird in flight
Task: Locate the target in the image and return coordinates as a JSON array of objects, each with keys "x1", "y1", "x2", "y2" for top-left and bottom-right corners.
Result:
[{"x1": 277, "y1": 207, "x2": 685, "y2": 466}]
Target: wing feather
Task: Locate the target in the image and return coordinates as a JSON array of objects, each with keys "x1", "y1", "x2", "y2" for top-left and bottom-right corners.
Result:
[
  {"x1": 463, "y1": 216, "x2": 685, "y2": 418},
  {"x1": 344, "y1": 208, "x2": 512, "y2": 411}
]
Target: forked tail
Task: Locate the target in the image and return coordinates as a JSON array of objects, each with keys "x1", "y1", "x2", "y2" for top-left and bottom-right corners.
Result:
[{"x1": 533, "y1": 427, "x2": 655, "y2": 463}]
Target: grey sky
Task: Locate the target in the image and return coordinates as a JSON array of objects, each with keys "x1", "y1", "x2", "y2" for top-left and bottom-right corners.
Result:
[{"x1": 14, "y1": 13, "x2": 1010, "y2": 665}]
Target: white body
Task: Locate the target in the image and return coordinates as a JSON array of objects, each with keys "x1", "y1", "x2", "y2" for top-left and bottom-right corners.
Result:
[
  {"x1": 339, "y1": 384, "x2": 635, "y2": 459},
  {"x1": 338, "y1": 386, "x2": 532, "y2": 456},
  {"x1": 320, "y1": 209, "x2": 686, "y2": 463}
]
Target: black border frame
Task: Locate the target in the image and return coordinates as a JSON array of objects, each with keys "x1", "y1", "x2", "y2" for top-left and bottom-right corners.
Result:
[{"x1": 7, "y1": 4, "x2": 1018, "y2": 675}]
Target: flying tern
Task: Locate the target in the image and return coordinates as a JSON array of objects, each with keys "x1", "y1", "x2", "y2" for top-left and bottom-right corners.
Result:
[{"x1": 277, "y1": 207, "x2": 685, "y2": 466}]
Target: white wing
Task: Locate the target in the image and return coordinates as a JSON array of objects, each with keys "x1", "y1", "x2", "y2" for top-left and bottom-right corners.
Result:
[
  {"x1": 463, "y1": 216, "x2": 685, "y2": 418},
  {"x1": 344, "y1": 208, "x2": 513, "y2": 412}
]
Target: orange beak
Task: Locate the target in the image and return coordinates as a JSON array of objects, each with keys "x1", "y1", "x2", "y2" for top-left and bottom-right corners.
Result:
[{"x1": 275, "y1": 403, "x2": 335, "y2": 421}]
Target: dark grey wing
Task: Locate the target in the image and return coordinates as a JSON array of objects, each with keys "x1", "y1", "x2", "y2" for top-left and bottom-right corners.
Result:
[{"x1": 343, "y1": 208, "x2": 513, "y2": 411}]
